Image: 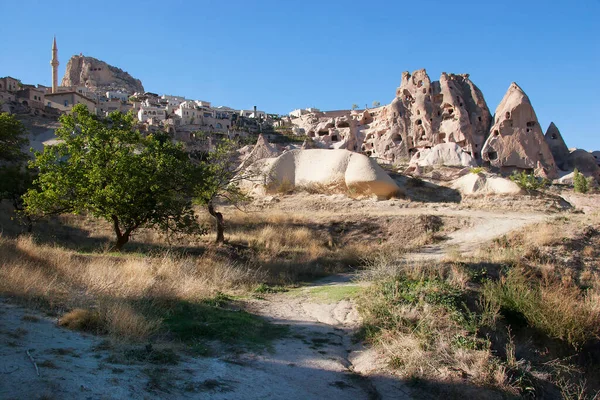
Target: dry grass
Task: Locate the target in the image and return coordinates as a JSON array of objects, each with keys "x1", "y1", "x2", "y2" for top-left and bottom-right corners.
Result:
[
  {"x1": 357, "y1": 256, "x2": 514, "y2": 397},
  {"x1": 358, "y1": 215, "x2": 600, "y2": 398},
  {"x1": 0, "y1": 207, "x2": 378, "y2": 343}
]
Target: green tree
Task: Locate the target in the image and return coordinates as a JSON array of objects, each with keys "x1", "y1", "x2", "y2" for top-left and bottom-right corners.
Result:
[
  {"x1": 573, "y1": 169, "x2": 590, "y2": 194},
  {"x1": 193, "y1": 139, "x2": 252, "y2": 244},
  {"x1": 0, "y1": 112, "x2": 28, "y2": 163},
  {"x1": 0, "y1": 166, "x2": 36, "y2": 232},
  {"x1": 351, "y1": 104, "x2": 359, "y2": 110},
  {"x1": 372, "y1": 101, "x2": 381, "y2": 107},
  {"x1": 0, "y1": 113, "x2": 35, "y2": 231},
  {"x1": 24, "y1": 105, "x2": 200, "y2": 251}
]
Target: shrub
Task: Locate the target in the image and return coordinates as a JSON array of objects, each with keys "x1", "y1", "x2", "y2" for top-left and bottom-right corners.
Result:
[
  {"x1": 509, "y1": 171, "x2": 549, "y2": 192},
  {"x1": 470, "y1": 167, "x2": 484, "y2": 174},
  {"x1": 482, "y1": 268, "x2": 600, "y2": 348},
  {"x1": 573, "y1": 169, "x2": 590, "y2": 194}
]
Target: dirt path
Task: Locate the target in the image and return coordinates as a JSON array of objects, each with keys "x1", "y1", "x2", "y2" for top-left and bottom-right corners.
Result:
[
  {"x1": 0, "y1": 207, "x2": 548, "y2": 400},
  {"x1": 242, "y1": 208, "x2": 548, "y2": 399}
]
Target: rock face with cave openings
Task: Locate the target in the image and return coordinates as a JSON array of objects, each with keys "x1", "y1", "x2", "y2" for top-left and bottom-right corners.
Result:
[{"x1": 480, "y1": 83, "x2": 557, "y2": 178}]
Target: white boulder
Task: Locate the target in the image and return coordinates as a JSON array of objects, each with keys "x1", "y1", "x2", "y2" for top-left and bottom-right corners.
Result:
[{"x1": 452, "y1": 173, "x2": 523, "y2": 196}]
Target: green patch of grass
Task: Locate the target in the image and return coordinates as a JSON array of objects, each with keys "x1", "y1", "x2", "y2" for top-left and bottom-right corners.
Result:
[
  {"x1": 379, "y1": 277, "x2": 464, "y2": 310},
  {"x1": 162, "y1": 298, "x2": 288, "y2": 348},
  {"x1": 307, "y1": 284, "x2": 362, "y2": 303}
]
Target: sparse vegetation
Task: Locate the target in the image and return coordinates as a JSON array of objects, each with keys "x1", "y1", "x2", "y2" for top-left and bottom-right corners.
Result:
[
  {"x1": 509, "y1": 171, "x2": 549, "y2": 192},
  {"x1": 573, "y1": 168, "x2": 592, "y2": 194},
  {"x1": 357, "y1": 215, "x2": 600, "y2": 398}
]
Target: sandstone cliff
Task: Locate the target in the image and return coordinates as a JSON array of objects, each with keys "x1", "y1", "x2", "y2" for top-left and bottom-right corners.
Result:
[
  {"x1": 61, "y1": 55, "x2": 144, "y2": 94},
  {"x1": 481, "y1": 83, "x2": 557, "y2": 178},
  {"x1": 372, "y1": 69, "x2": 492, "y2": 163},
  {"x1": 290, "y1": 69, "x2": 492, "y2": 166},
  {"x1": 544, "y1": 122, "x2": 570, "y2": 169}
]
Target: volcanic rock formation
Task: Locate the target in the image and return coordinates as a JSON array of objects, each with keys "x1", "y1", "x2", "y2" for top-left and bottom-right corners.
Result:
[
  {"x1": 481, "y1": 83, "x2": 557, "y2": 178},
  {"x1": 544, "y1": 122, "x2": 570, "y2": 169},
  {"x1": 61, "y1": 55, "x2": 144, "y2": 94},
  {"x1": 375, "y1": 69, "x2": 492, "y2": 163},
  {"x1": 290, "y1": 69, "x2": 492, "y2": 166},
  {"x1": 246, "y1": 149, "x2": 402, "y2": 199}
]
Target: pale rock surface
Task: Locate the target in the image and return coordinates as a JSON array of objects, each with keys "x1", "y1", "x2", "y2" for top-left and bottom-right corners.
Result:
[
  {"x1": 290, "y1": 69, "x2": 492, "y2": 166},
  {"x1": 249, "y1": 149, "x2": 402, "y2": 199},
  {"x1": 408, "y1": 142, "x2": 477, "y2": 168},
  {"x1": 452, "y1": 173, "x2": 523, "y2": 196},
  {"x1": 481, "y1": 83, "x2": 557, "y2": 178},
  {"x1": 61, "y1": 55, "x2": 144, "y2": 94},
  {"x1": 239, "y1": 134, "x2": 281, "y2": 169},
  {"x1": 544, "y1": 122, "x2": 570, "y2": 169},
  {"x1": 361, "y1": 69, "x2": 491, "y2": 164}
]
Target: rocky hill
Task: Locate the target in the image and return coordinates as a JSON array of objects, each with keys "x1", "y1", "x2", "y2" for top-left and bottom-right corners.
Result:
[{"x1": 61, "y1": 55, "x2": 144, "y2": 94}]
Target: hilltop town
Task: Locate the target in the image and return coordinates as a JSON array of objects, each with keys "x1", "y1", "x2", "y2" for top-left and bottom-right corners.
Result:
[{"x1": 1, "y1": 37, "x2": 599, "y2": 189}]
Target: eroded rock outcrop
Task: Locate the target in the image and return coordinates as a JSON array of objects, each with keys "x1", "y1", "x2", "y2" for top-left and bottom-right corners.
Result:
[
  {"x1": 544, "y1": 122, "x2": 570, "y2": 169},
  {"x1": 563, "y1": 149, "x2": 600, "y2": 181},
  {"x1": 61, "y1": 55, "x2": 144, "y2": 94},
  {"x1": 247, "y1": 149, "x2": 402, "y2": 199},
  {"x1": 239, "y1": 134, "x2": 281, "y2": 169},
  {"x1": 451, "y1": 172, "x2": 523, "y2": 196},
  {"x1": 408, "y1": 142, "x2": 477, "y2": 169},
  {"x1": 481, "y1": 83, "x2": 557, "y2": 178},
  {"x1": 362, "y1": 69, "x2": 492, "y2": 164},
  {"x1": 593, "y1": 151, "x2": 600, "y2": 166},
  {"x1": 291, "y1": 69, "x2": 492, "y2": 166}
]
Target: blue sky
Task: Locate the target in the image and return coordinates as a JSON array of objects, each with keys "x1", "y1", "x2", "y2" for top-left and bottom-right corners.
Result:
[{"x1": 1, "y1": 0, "x2": 598, "y2": 149}]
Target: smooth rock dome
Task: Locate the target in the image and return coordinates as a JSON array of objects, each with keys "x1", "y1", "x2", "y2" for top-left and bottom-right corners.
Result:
[{"x1": 253, "y1": 149, "x2": 402, "y2": 199}]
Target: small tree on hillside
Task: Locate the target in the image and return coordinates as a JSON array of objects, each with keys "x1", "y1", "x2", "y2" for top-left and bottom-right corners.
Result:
[
  {"x1": 372, "y1": 101, "x2": 381, "y2": 107},
  {"x1": 573, "y1": 169, "x2": 590, "y2": 194},
  {"x1": 24, "y1": 105, "x2": 201, "y2": 251},
  {"x1": 193, "y1": 139, "x2": 252, "y2": 244},
  {"x1": 351, "y1": 104, "x2": 359, "y2": 110}
]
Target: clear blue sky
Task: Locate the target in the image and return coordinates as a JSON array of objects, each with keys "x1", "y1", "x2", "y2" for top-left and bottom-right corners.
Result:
[{"x1": 1, "y1": 0, "x2": 598, "y2": 149}]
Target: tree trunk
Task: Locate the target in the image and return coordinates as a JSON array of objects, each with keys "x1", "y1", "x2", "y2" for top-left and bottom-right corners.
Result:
[
  {"x1": 207, "y1": 202, "x2": 224, "y2": 244},
  {"x1": 26, "y1": 215, "x2": 33, "y2": 233},
  {"x1": 114, "y1": 234, "x2": 130, "y2": 252},
  {"x1": 111, "y1": 215, "x2": 130, "y2": 251}
]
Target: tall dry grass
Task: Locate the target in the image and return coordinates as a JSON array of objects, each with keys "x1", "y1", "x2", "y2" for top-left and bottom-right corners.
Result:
[{"x1": 0, "y1": 235, "x2": 270, "y2": 340}]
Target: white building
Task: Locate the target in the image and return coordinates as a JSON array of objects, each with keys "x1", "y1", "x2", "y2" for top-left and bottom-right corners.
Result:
[
  {"x1": 106, "y1": 91, "x2": 129, "y2": 102},
  {"x1": 175, "y1": 101, "x2": 201, "y2": 125},
  {"x1": 161, "y1": 95, "x2": 186, "y2": 107},
  {"x1": 239, "y1": 109, "x2": 266, "y2": 119},
  {"x1": 193, "y1": 100, "x2": 211, "y2": 108},
  {"x1": 290, "y1": 107, "x2": 320, "y2": 118},
  {"x1": 138, "y1": 105, "x2": 167, "y2": 122}
]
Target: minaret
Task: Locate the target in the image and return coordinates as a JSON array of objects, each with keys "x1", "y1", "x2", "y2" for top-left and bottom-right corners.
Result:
[{"x1": 50, "y1": 36, "x2": 59, "y2": 93}]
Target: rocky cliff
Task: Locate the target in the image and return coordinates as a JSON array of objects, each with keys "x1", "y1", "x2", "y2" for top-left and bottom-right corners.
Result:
[
  {"x1": 289, "y1": 69, "x2": 492, "y2": 166},
  {"x1": 481, "y1": 83, "x2": 557, "y2": 178},
  {"x1": 61, "y1": 55, "x2": 144, "y2": 94}
]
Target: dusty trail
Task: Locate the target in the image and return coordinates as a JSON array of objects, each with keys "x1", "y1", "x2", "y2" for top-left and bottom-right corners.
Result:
[{"x1": 0, "y1": 207, "x2": 548, "y2": 399}]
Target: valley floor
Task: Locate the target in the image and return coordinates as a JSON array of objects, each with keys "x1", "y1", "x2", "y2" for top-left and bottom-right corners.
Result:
[{"x1": 0, "y1": 200, "x2": 554, "y2": 400}]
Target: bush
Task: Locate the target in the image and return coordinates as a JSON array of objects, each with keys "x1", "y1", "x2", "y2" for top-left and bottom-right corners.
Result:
[
  {"x1": 470, "y1": 167, "x2": 484, "y2": 174},
  {"x1": 509, "y1": 171, "x2": 549, "y2": 192},
  {"x1": 482, "y1": 268, "x2": 600, "y2": 348},
  {"x1": 573, "y1": 169, "x2": 591, "y2": 194}
]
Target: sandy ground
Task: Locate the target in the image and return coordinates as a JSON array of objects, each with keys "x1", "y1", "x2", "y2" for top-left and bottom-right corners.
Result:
[{"x1": 0, "y1": 198, "x2": 553, "y2": 400}]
